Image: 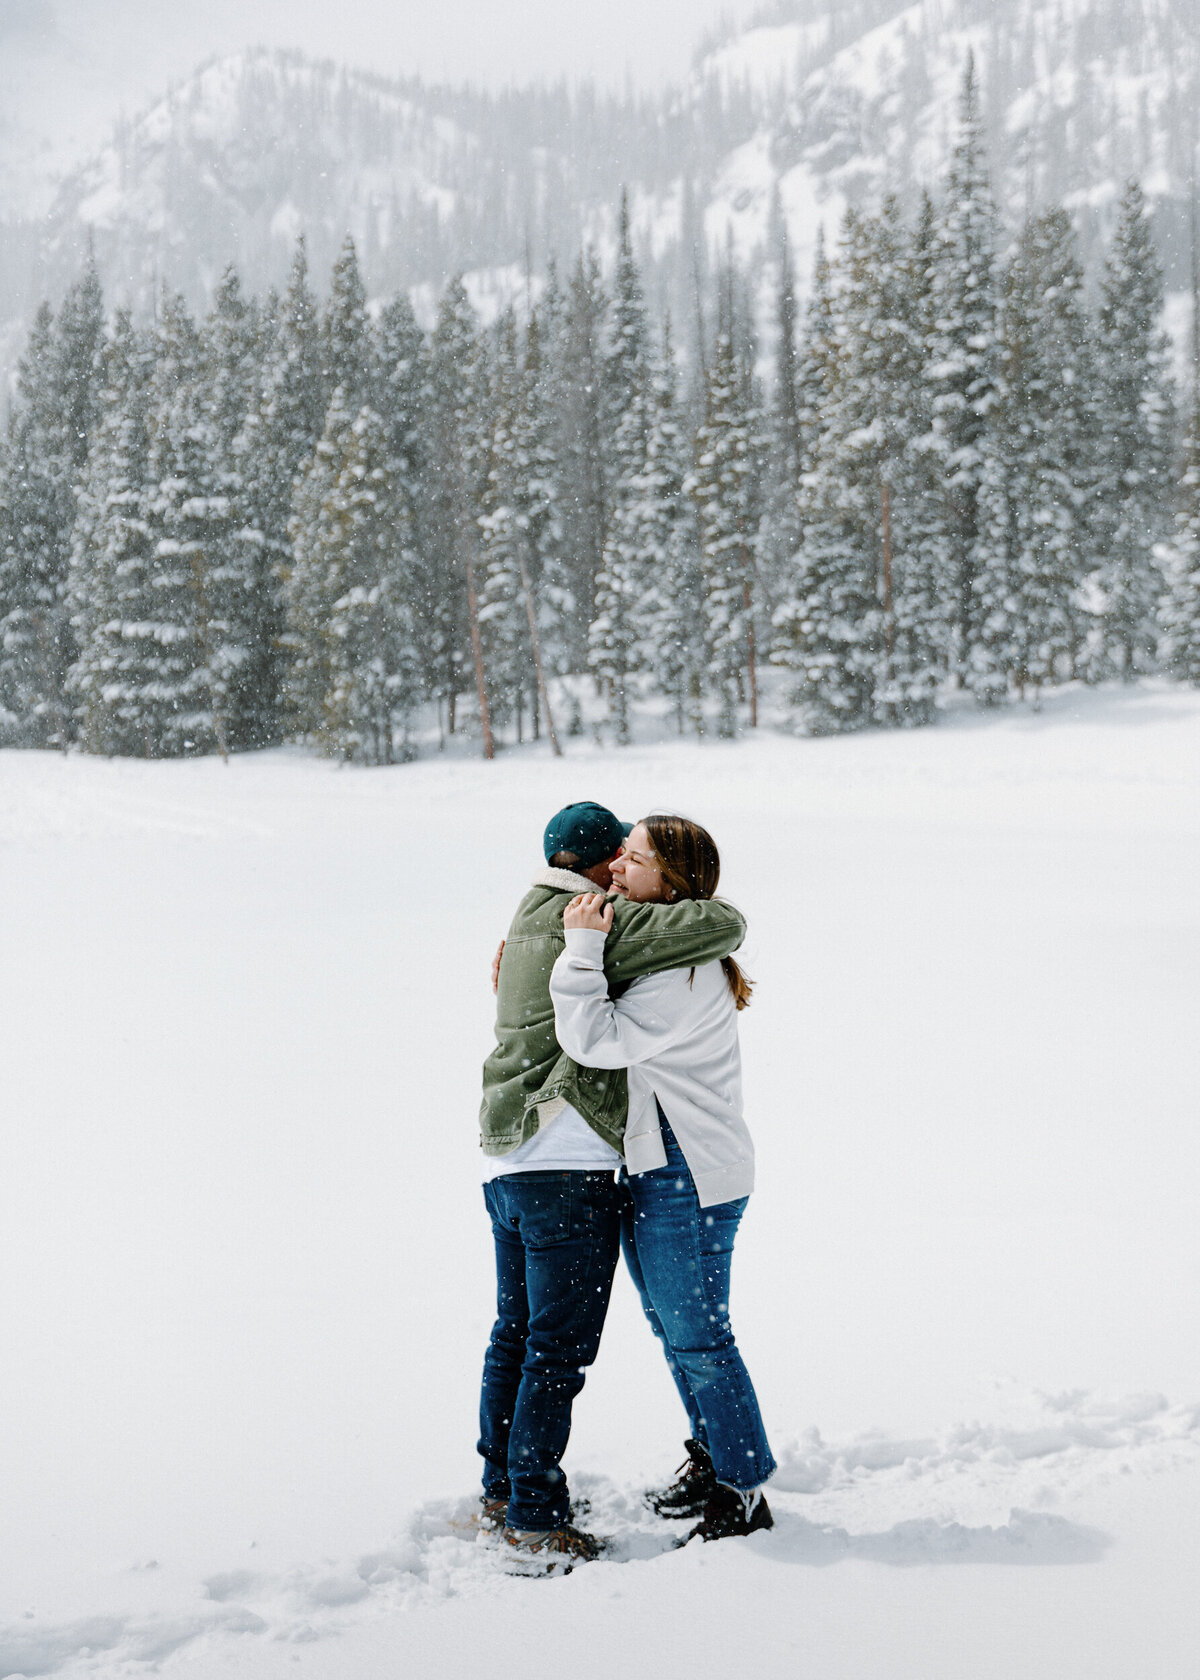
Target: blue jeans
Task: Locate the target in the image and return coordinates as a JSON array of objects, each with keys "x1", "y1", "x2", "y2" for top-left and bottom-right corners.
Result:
[
  {"x1": 479, "y1": 1171, "x2": 622, "y2": 1530},
  {"x1": 621, "y1": 1111, "x2": 776, "y2": 1491}
]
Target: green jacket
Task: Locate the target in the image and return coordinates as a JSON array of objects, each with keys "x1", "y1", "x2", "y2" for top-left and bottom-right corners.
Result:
[{"x1": 480, "y1": 866, "x2": 747, "y2": 1156}]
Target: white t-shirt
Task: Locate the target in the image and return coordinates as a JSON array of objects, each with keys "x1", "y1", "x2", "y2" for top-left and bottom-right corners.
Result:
[
  {"x1": 482, "y1": 1098, "x2": 621, "y2": 1180},
  {"x1": 549, "y1": 927, "x2": 754, "y2": 1208}
]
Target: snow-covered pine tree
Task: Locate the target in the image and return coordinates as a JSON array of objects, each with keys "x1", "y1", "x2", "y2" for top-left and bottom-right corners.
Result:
[
  {"x1": 281, "y1": 388, "x2": 350, "y2": 743},
  {"x1": 556, "y1": 250, "x2": 610, "y2": 669},
  {"x1": 373, "y1": 288, "x2": 430, "y2": 716},
  {"x1": 140, "y1": 291, "x2": 246, "y2": 756},
  {"x1": 322, "y1": 235, "x2": 373, "y2": 412},
  {"x1": 793, "y1": 228, "x2": 838, "y2": 496},
  {"x1": 689, "y1": 266, "x2": 762, "y2": 737},
  {"x1": 1158, "y1": 269, "x2": 1200, "y2": 685},
  {"x1": 517, "y1": 297, "x2": 571, "y2": 730},
  {"x1": 1088, "y1": 179, "x2": 1176, "y2": 681},
  {"x1": 757, "y1": 213, "x2": 804, "y2": 608},
  {"x1": 67, "y1": 312, "x2": 159, "y2": 755},
  {"x1": 284, "y1": 391, "x2": 417, "y2": 761},
  {"x1": 239, "y1": 239, "x2": 327, "y2": 743},
  {"x1": 772, "y1": 229, "x2": 840, "y2": 710},
  {"x1": 928, "y1": 53, "x2": 1002, "y2": 691},
  {"x1": 1159, "y1": 423, "x2": 1200, "y2": 685},
  {"x1": 478, "y1": 311, "x2": 532, "y2": 739},
  {"x1": 875, "y1": 190, "x2": 948, "y2": 725},
  {"x1": 630, "y1": 322, "x2": 707, "y2": 736},
  {"x1": 0, "y1": 261, "x2": 105, "y2": 746},
  {"x1": 201, "y1": 265, "x2": 271, "y2": 749},
  {"x1": 972, "y1": 206, "x2": 1099, "y2": 703},
  {"x1": 57, "y1": 256, "x2": 107, "y2": 481},
  {"x1": 425, "y1": 275, "x2": 492, "y2": 751},
  {"x1": 772, "y1": 214, "x2": 881, "y2": 735},
  {"x1": 374, "y1": 290, "x2": 428, "y2": 560},
  {"x1": 589, "y1": 195, "x2": 650, "y2": 742}
]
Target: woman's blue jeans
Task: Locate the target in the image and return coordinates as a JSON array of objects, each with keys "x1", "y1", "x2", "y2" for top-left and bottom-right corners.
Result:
[
  {"x1": 478, "y1": 1170, "x2": 622, "y2": 1531},
  {"x1": 621, "y1": 1112, "x2": 776, "y2": 1491}
]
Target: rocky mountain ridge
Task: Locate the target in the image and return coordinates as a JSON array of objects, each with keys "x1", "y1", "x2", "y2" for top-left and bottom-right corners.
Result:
[{"x1": 1, "y1": 0, "x2": 1196, "y2": 373}]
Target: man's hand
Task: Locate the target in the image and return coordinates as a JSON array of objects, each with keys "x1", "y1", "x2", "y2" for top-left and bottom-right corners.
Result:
[
  {"x1": 564, "y1": 892, "x2": 615, "y2": 934},
  {"x1": 491, "y1": 939, "x2": 505, "y2": 993}
]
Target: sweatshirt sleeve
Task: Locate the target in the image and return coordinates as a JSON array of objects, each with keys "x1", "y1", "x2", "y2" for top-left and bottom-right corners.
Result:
[
  {"x1": 550, "y1": 928, "x2": 697, "y2": 1069},
  {"x1": 602, "y1": 895, "x2": 746, "y2": 984}
]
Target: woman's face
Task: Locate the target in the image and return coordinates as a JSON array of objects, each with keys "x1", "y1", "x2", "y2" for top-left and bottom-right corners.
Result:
[{"x1": 609, "y1": 823, "x2": 670, "y2": 903}]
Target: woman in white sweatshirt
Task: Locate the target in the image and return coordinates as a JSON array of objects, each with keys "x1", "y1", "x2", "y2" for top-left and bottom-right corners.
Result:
[{"x1": 549, "y1": 813, "x2": 775, "y2": 1542}]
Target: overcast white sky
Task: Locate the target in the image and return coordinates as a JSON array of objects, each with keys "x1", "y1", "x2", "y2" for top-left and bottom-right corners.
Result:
[
  {"x1": 0, "y1": 0, "x2": 767, "y2": 215},
  {"x1": 37, "y1": 0, "x2": 766, "y2": 93}
]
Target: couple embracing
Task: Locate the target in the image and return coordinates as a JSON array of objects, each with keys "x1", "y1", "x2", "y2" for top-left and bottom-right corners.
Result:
[{"x1": 477, "y1": 801, "x2": 775, "y2": 1573}]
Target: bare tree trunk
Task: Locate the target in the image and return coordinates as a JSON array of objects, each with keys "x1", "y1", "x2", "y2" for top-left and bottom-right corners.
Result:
[
  {"x1": 189, "y1": 550, "x2": 228, "y2": 763},
  {"x1": 464, "y1": 549, "x2": 495, "y2": 760},
  {"x1": 517, "y1": 548, "x2": 562, "y2": 756},
  {"x1": 740, "y1": 541, "x2": 758, "y2": 729},
  {"x1": 880, "y1": 478, "x2": 896, "y2": 659}
]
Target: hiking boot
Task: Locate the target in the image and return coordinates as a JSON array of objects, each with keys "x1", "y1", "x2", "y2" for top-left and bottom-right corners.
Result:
[
  {"x1": 502, "y1": 1523, "x2": 605, "y2": 1576},
  {"x1": 646, "y1": 1438, "x2": 717, "y2": 1520},
  {"x1": 478, "y1": 1495, "x2": 508, "y2": 1531},
  {"x1": 689, "y1": 1483, "x2": 774, "y2": 1543}
]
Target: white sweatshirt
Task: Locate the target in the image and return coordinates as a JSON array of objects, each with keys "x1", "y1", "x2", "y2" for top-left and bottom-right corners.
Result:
[{"x1": 549, "y1": 926, "x2": 755, "y2": 1208}]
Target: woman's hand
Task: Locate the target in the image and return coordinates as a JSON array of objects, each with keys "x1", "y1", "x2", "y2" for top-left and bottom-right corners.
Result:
[{"x1": 564, "y1": 892, "x2": 615, "y2": 934}]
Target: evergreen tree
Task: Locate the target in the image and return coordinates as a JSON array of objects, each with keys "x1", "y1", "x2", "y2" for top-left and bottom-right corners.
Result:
[
  {"x1": 589, "y1": 197, "x2": 650, "y2": 741},
  {"x1": 373, "y1": 287, "x2": 430, "y2": 719},
  {"x1": 875, "y1": 191, "x2": 948, "y2": 725},
  {"x1": 239, "y1": 239, "x2": 327, "y2": 742},
  {"x1": 928, "y1": 54, "x2": 1002, "y2": 689},
  {"x1": 630, "y1": 324, "x2": 707, "y2": 735},
  {"x1": 57, "y1": 257, "x2": 107, "y2": 478},
  {"x1": 67, "y1": 313, "x2": 159, "y2": 755},
  {"x1": 374, "y1": 290, "x2": 428, "y2": 560},
  {"x1": 838, "y1": 201, "x2": 930, "y2": 727},
  {"x1": 556, "y1": 250, "x2": 610, "y2": 666},
  {"x1": 201, "y1": 265, "x2": 272, "y2": 748},
  {"x1": 284, "y1": 391, "x2": 418, "y2": 761},
  {"x1": 1159, "y1": 309, "x2": 1200, "y2": 685},
  {"x1": 479, "y1": 311, "x2": 533, "y2": 737},
  {"x1": 139, "y1": 292, "x2": 247, "y2": 756},
  {"x1": 757, "y1": 219, "x2": 804, "y2": 606},
  {"x1": 0, "y1": 262, "x2": 105, "y2": 746},
  {"x1": 322, "y1": 235, "x2": 373, "y2": 411},
  {"x1": 689, "y1": 269, "x2": 761, "y2": 737},
  {"x1": 1088, "y1": 179, "x2": 1176, "y2": 680},
  {"x1": 425, "y1": 275, "x2": 492, "y2": 750},
  {"x1": 773, "y1": 218, "x2": 880, "y2": 734},
  {"x1": 972, "y1": 207, "x2": 1099, "y2": 701},
  {"x1": 518, "y1": 298, "x2": 571, "y2": 699}
]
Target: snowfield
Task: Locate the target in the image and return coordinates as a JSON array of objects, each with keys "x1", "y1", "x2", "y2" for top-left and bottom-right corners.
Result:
[{"x1": 2, "y1": 685, "x2": 1198, "y2": 1679}]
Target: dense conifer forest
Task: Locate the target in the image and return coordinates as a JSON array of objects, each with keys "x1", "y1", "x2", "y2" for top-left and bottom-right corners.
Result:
[{"x1": 2, "y1": 66, "x2": 1198, "y2": 761}]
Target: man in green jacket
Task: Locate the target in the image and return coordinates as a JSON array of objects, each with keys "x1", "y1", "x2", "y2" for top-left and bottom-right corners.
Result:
[{"x1": 478, "y1": 801, "x2": 746, "y2": 1572}]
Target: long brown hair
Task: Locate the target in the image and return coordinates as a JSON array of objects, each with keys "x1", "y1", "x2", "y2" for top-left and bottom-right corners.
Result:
[{"x1": 641, "y1": 813, "x2": 753, "y2": 1010}]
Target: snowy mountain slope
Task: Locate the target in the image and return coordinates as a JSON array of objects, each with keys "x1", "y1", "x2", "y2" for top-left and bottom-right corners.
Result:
[
  {"x1": 1, "y1": 0, "x2": 1196, "y2": 356},
  {"x1": 697, "y1": 0, "x2": 1197, "y2": 289}
]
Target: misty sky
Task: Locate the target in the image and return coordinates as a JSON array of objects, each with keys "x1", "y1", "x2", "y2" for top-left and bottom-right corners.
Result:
[
  {"x1": 14, "y1": 0, "x2": 765, "y2": 93},
  {"x1": 0, "y1": 0, "x2": 767, "y2": 214}
]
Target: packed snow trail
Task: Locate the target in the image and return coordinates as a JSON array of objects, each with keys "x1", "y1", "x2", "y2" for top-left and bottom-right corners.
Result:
[{"x1": 2, "y1": 1388, "x2": 1195, "y2": 1677}]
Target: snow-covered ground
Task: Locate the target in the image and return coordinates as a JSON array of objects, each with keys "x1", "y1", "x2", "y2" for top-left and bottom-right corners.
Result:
[{"x1": 2, "y1": 684, "x2": 1198, "y2": 1679}]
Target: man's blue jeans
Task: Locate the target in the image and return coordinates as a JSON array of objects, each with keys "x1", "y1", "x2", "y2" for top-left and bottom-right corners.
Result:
[
  {"x1": 621, "y1": 1113, "x2": 776, "y2": 1491},
  {"x1": 479, "y1": 1171, "x2": 622, "y2": 1531}
]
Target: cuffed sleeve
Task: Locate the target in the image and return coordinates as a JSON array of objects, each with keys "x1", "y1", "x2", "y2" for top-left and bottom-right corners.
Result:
[{"x1": 562, "y1": 926, "x2": 608, "y2": 968}]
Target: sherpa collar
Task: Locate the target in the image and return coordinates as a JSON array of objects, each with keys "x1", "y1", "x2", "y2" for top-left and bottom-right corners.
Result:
[{"x1": 532, "y1": 866, "x2": 600, "y2": 895}]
